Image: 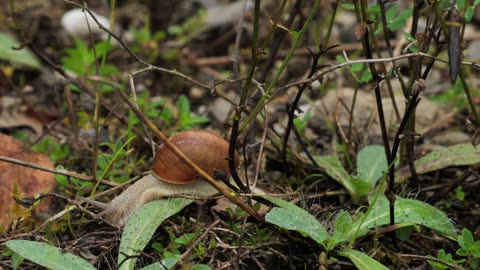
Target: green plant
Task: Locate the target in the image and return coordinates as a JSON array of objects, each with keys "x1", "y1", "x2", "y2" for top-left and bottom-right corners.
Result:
[
  {"x1": 132, "y1": 93, "x2": 208, "y2": 133},
  {"x1": 175, "y1": 95, "x2": 210, "y2": 130},
  {"x1": 457, "y1": 228, "x2": 480, "y2": 269},
  {"x1": 167, "y1": 9, "x2": 206, "y2": 44},
  {"x1": 429, "y1": 249, "x2": 465, "y2": 270},
  {"x1": 428, "y1": 228, "x2": 480, "y2": 269},
  {"x1": 1, "y1": 246, "x2": 24, "y2": 270},
  {"x1": 336, "y1": 54, "x2": 372, "y2": 83},
  {"x1": 32, "y1": 137, "x2": 71, "y2": 163},
  {"x1": 264, "y1": 192, "x2": 456, "y2": 269},
  {"x1": 455, "y1": 186, "x2": 465, "y2": 201},
  {"x1": 30, "y1": 137, "x2": 91, "y2": 190},
  {"x1": 61, "y1": 39, "x2": 119, "y2": 77},
  {"x1": 262, "y1": 144, "x2": 458, "y2": 269},
  {"x1": 293, "y1": 110, "x2": 312, "y2": 133},
  {"x1": 129, "y1": 17, "x2": 166, "y2": 62},
  {"x1": 96, "y1": 135, "x2": 140, "y2": 184},
  {"x1": 457, "y1": 0, "x2": 480, "y2": 22},
  {"x1": 314, "y1": 145, "x2": 387, "y2": 202}
]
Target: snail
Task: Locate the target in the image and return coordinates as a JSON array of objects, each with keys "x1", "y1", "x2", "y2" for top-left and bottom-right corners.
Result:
[{"x1": 97, "y1": 129, "x2": 240, "y2": 227}]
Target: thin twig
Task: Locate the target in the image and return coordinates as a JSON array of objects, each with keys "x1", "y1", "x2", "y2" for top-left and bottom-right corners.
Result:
[
  {"x1": 277, "y1": 52, "x2": 480, "y2": 94},
  {"x1": 399, "y1": 254, "x2": 464, "y2": 270},
  {"x1": 173, "y1": 219, "x2": 221, "y2": 270},
  {"x1": 0, "y1": 155, "x2": 118, "y2": 186}
]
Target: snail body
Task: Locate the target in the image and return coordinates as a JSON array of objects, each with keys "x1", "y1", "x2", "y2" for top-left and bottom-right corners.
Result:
[{"x1": 99, "y1": 130, "x2": 239, "y2": 227}]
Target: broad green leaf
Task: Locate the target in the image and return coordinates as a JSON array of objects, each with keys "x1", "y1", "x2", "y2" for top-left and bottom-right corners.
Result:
[
  {"x1": 264, "y1": 196, "x2": 329, "y2": 245},
  {"x1": 118, "y1": 198, "x2": 193, "y2": 270},
  {"x1": 6, "y1": 240, "x2": 95, "y2": 270},
  {"x1": 397, "y1": 144, "x2": 480, "y2": 183},
  {"x1": 0, "y1": 33, "x2": 40, "y2": 69},
  {"x1": 333, "y1": 195, "x2": 456, "y2": 244},
  {"x1": 341, "y1": 249, "x2": 389, "y2": 270},
  {"x1": 314, "y1": 156, "x2": 351, "y2": 190},
  {"x1": 314, "y1": 155, "x2": 365, "y2": 201},
  {"x1": 357, "y1": 145, "x2": 388, "y2": 186}
]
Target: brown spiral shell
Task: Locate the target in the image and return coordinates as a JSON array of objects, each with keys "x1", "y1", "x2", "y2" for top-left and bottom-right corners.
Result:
[{"x1": 151, "y1": 130, "x2": 240, "y2": 184}]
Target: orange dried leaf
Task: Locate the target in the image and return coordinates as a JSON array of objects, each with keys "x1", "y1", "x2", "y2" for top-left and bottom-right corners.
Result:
[{"x1": 0, "y1": 133, "x2": 56, "y2": 228}]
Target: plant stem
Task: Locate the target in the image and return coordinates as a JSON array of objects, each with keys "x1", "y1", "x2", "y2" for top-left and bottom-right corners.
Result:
[{"x1": 239, "y1": 0, "x2": 322, "y2": 133}]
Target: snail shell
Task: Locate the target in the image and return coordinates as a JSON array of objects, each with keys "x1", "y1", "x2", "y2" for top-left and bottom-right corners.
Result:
[
  {"x1": 99, "y1": 129, "x2": 240, "y2": 227},
  {"x1": 151, "y1": 129, "x2": 239, "y2": 184}
]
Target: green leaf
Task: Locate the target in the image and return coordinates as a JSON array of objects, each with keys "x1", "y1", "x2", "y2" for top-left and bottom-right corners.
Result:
[
  {"x1": 341, "y1": 249, "x2": 389, "y2": 270},
  {"x1": 366, "y1": 5, "x2": 381, "y2": 15},
  {"x1": 360, "y1": 69, "x2": 372, "y2": 82},
  {"x1": 456, "y1": 248, "x2": 468, "y2": 256},
  {"x1": 314, "y1": 156, "x2": 350, "y2": 189},
  {"x1": 0, "y1": 33, "x2": 40, "y2": 69},
  {"x1": 472, "y1": 241, "x2": 480, "y2": 257},
  {"x1": 176, "y1": 95, "x2": 191, "y2": 123},
  {"x1": 351, "y1": 63, "x2": 364, "y2": 72},
  {"x1": 11, "y1": 256, "x2": 22, "y2": 270},
  {"x1": 333, "y1": 195, "x2": 456, "y2": 244},
  {"x1": 191, "y1": 264, "x2": 212, "y2": 270},
  {"x1": 342, "y1": 3, "x2": 355, "y2": 10},
  {"x1": 429, "y1": 249, "x2": 464, "y2": 269},
  {"x1": 397, "y1": 144, "x2": 480, "y2": 182},
  {"x1": 264, "y1": 196, "x2": 329, "y2": 245},
  {"x1": 314, "y1": 155, "x2": 365, "y2": 201},
  {"x1": 464, "y1": 6, "x2": 474, "y2": 22},
  {"x1": 350, "y1": 177, "x2": 372, "y2": 197},
  {"x1": 336, "y1": 55, "x2": 346, "y2": 64},
  {"x1": 469, "y1": 258, "x2": 480, "y2": 269},
  {"x1": 6, "y1": 240, "x2": 95, "y2": 270},
  {"x1": 328, "y1": 211, "x2": 352, "y2": 250},
  {"x1": 356, "y1": 145, "x2": 388, "y2": 186},
  {"x1": 118, "y1": 198, "x2": 193, "y2": 270},
  {"x1": 455, "y1": 186, "x2": 465, "y2": 201},
  {"x1": 294, "y1": 111, "x2": 311, "y2": 132},
  {"x1": 388, "y1": 8, "x2": 413, "y2": 31},
  {"x1": 386, "y1": 5, "x2": 398, "y2": 22},
  {"x1": 187, "y1": 115, "x2": 210, "y2": 125},
  {"x1": 458, "y1": 228, "x2": 474, "y2": 250},
  {"x1": 139, "y1": 258, "x2": 177, "y2": 270}
]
